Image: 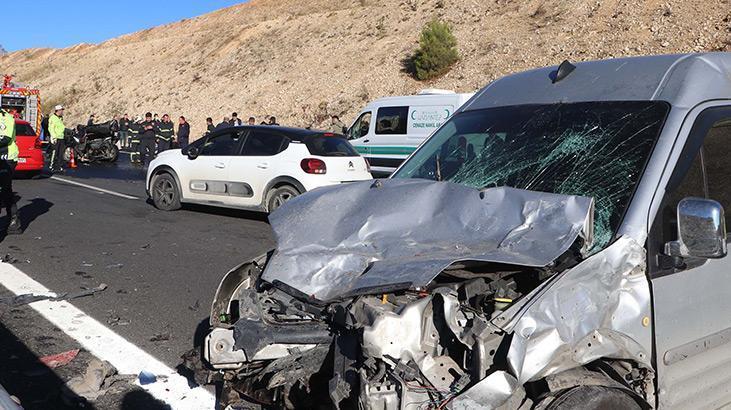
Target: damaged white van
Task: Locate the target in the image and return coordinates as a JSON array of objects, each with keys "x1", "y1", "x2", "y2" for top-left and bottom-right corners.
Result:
[{"x1": 189, "y1": 53, "x2": 731, "y2": 409}]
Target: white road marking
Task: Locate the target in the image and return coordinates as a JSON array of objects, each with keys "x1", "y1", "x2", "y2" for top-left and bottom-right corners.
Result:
[
  {"x1": 49, "y1": 176, "x2": 140, "y2": 200},
  {"x1": 0, "y1": 262, "x2": 215, "y2": 409}
]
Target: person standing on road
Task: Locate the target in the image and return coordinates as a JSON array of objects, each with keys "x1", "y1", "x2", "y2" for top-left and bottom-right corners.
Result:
[
  {"x1": 128, "y1": 116, "x2": 142, "y2": 163},
  {"x1": 138, "y1": 113, "x2": 157, "y2": 166},
  {"x1": 0, "y1": 108, "x2": 22, "y2": 234},
  {"x1": 216, "y1": 116, "x2": 231, "y2": 130},
  {"x1": 329, "y1": 115, "x2": 346, "y2": 134},
  {"x1": 156, "y1": 114, "x2": 175, "y2": 153},
  {"x1": 268, "y1": 116, "x2": 279, "y2": 126},
  {"x1": 119, "y1": 114, "x2": 130, "y2": 148},
  {"x1": 177, "y1": 116, "x2": 190, "y2": 149},
  {"x1": 49, "y1": 105, "x2": 66, "y2": 172},
  {"x1": 230, "y1": 112, "x2": 242, "y2": 126},
  {"x1": 247, "y1": 116, "x2": 255, "y2": 126},
  {"x1": 87, "y1": 114, "x2": 96, "y2": 126},
  {"x1": 206, "y1": 117, "x2": 214, "y2": 134}
]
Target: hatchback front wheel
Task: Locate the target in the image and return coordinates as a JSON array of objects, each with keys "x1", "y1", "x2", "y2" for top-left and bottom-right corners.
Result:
[{"x1": 151, "y1": 173, "x2": 181, "y2": 211}]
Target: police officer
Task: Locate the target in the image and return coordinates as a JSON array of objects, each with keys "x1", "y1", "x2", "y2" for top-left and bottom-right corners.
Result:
[
  {"x1": 138, "y1": 112, "x2": 157, "y2": 166},
  {"x1": 0, "y1": 108, "x2": 22, "y2": 234},
  {"x1": 128, "y1": 116, "x2": 142, "y2": 164},
  {"x1": 49, "y1": 105, "x2": 66, "y2": 172},
  {"x1": 156, "y1": 114, "x2": 175, "y2": 153}
]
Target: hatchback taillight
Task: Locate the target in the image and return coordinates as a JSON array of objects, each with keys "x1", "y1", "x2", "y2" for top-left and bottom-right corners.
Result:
[
  {"x1": 301, "y1": 158, "x2": 327, "y2": 174},
  {"x1": 34, "y1": 138, "x2": 42, "y2": 149}
]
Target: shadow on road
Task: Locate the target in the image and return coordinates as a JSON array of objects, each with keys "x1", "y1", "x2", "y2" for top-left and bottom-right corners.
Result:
[
  {"x1": 20, "y1": 198, "x2": 54, "y2": 232},
  {"x1": 144, "y1": 198, "x2": 269, "y2": 223},
  {"x1": 0, "y1": 198, "x2": 53, "y2": 243},
  {"x1": 0, "y1": 323, "x2": 89, "y2": 409},
  {"x1": 119, "y1": 390, "x2": 170, "y2": 410}
]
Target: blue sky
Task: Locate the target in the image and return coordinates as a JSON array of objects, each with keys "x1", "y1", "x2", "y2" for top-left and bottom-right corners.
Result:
[{"x1": 2, "y1": 1, "x2": 244, "y2": 52}]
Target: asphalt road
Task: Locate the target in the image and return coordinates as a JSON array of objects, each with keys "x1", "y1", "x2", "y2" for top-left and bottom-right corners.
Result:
[{"x1": 0, "y1": 153, "x2": 277, "y2": 408}]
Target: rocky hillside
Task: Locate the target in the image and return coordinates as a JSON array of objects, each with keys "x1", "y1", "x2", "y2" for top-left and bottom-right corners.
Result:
[{"x1": 1, "y1": 0, "x2": 730, "y2": 136}]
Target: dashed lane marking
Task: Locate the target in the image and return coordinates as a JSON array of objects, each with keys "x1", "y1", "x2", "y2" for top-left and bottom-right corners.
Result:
[
  {"x1": 49, "y1": 176, "x2": 140, "y2": 200},
  {"x1": 0, "y1": 262, "x2": 215, "y2": 409}
]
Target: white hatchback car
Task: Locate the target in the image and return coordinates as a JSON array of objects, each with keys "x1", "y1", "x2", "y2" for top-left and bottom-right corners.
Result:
[{"x1": 146, "y1": 126, "x2": 372, "y2": 212}]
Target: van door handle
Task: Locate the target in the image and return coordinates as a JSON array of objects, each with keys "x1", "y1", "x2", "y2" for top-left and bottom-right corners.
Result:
[
  {"x1": 363, "y1": 139, "x2": 370, "y2": 143},
  {"x1": 214, "y1": 162, "x2": 226, "y2": 169},
  {"x1": 257, "y1": 162, "x2": 269, "y2": 169}
]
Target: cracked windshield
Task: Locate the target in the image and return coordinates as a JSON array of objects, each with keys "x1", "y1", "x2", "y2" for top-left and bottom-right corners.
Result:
[{"x1": 393, "y1": 101, "x2": 669, "y2": 250}]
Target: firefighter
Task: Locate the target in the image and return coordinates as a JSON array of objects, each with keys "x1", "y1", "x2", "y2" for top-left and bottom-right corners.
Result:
[
  {"x1": 128, "y1": 116, "x2": 142, "y2": 163},
  {"x1": 0, "y1": 107, "x2": 22, "y2": 234},
  {"x1": 49, "y1": 105, "x2": 66, "y2": 172},
  {"x1": 138, "y1": 112, "x2": 157, "y2": 166},
  {"x1": 156, "y1": 114, "x2": 175, "y2": 153}
]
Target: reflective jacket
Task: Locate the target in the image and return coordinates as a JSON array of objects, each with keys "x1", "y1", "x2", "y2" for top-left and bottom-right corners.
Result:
[
  {"x1": 49, "y1": 113, "x2": 65, "y2": 143},
  {"x1": 0, "y1": 110, "x2": 18, "y2": 161},
  {"x1": 156, "y1": 120, "x2": 175, "y2": 141}
]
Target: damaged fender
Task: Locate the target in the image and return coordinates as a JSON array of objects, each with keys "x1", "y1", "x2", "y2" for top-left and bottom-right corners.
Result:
[{"x1": 494, "y1": 236, "x2": 653, "y2": 383}]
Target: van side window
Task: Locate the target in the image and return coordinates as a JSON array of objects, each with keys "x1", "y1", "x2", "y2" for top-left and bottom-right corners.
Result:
[
  {"x1": 376, "y1": 106, "x2": 409, "y2": 135},
  {"x1": 702, "y1": 119, "x2": 731, "y2": 224},
  {"x1": 348, "y1": 112, "x2": 371, "y2": 140}
]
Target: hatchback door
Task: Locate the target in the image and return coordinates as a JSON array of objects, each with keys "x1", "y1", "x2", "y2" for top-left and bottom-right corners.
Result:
[
  {"x1": 225, "y1": 129, "x2": 290, "y2": 208},
  {"x1": 181, "y1": 130, "x2": 244, "y2": 204},
  {"x1": 303, "y1": 134, "x2": 371, "y2": 182}
]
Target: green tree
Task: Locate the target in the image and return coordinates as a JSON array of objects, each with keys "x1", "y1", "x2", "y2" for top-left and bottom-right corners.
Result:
[{"x1": 410, "y1": 20, "x2": 460, "y2": 81}]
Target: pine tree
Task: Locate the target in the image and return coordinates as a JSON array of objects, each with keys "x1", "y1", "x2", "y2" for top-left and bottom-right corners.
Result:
[{"x1": 411, "y1": 20, "x2": 460, "y2": 81}]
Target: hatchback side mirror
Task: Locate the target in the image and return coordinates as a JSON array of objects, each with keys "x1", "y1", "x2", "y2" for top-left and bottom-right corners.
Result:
[
  {"x1": 187, "y1": 146, "x2": 199, "y2": 160},
  {"x1": 665, "y1": 197, "x2": 727, "y2": 259}
]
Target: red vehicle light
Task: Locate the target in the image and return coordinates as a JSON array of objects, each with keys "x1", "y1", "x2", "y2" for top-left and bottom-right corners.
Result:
[
  {"x1": 323, "y1": 133, "x2": 335, "y2": 137},
  {"x1": 301, "y1": 158, "x2": 327, "y2": 174}
]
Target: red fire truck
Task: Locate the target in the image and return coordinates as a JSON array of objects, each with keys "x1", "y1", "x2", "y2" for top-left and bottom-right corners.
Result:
[{"x1": 0, "y1": 74, "x2": 42, "y2": 137}]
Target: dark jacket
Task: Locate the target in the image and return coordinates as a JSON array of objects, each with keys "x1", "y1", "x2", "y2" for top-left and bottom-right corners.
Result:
[
  {"x1": 157, "y1": 120, "x2": 175, "y2": 141},
  {"x1": 139, "y1": 120, "x2": 157, "y2": 139},
  {"x1": 230, "y1": 118, "x2": 242, "y2": 126},
  {"x1": 119, "y1": 118, "x2": 130, "y2": 132},
  {"x1": 206, "y1": 124, "x2": 215, "y2": 134},
  {"x1": 178, "y1": 122, "x2": 190, "y2": 141},
  {"x1": 215, "y1": 122, "x2": 231, "y2": 130}
]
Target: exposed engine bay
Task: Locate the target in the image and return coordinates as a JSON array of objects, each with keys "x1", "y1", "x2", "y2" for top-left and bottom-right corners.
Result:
[{"x1": 191, "y1": 180, "x2": 655, "y2": 409}]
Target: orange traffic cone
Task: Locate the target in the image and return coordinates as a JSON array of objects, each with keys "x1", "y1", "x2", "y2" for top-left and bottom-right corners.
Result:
[{"x1": 69, "y1": 149, "x2": 78, "y2": 169}]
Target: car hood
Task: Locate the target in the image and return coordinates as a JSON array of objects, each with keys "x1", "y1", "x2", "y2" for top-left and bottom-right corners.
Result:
[{"x1": 263, "y1": 179, "x2": 594, "y2": 301}]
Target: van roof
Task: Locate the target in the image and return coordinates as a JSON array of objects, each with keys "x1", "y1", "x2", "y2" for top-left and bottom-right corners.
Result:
[
  {"x1": 366, "y1": 92, "x2": 475, "y2": 108},
  {"x1": 464, "y1": 52, "x2": 731, "y2": 111}
]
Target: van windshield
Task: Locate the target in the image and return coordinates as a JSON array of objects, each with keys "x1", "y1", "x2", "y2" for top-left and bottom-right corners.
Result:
[{"x1": 392, "y1": 101, "x2": 669, "y2": 250}]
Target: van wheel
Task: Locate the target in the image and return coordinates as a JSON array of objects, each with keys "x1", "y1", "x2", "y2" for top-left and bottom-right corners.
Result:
[
  {"x1": 151, "y1": 173, "x2": 181, "y2": 211},
  {"x1": 545, "y1": 386, "x2": 642, "y2": 410},
  {"x1": 266, "y1": 185, "x2": 299, "y2": 212}
]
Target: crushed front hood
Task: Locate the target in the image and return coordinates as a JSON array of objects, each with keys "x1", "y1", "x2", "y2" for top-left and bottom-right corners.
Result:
[{"x1": 263, "y1": 179, "x2": 594, "y2": 301}]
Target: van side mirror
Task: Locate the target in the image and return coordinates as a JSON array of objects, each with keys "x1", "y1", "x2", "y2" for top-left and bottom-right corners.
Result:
[
  {"x1": 665, "y1": 197, "x2": 727, "y2": 259},
  {"x1": 187, "y1": 146, "x2": 199, "y2": 160}
]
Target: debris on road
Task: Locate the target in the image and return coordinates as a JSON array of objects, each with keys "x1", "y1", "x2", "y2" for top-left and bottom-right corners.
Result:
[
  {"x1": 105, "y1": 263, "x2": 124, "y2": 269},
  {"x1": 39, "y1": 349, "x2": 80, "y2": 369},
  {"x1": 0, "y1": 283, "x2": 108, "y2": 308},
  {"x1": 149, "y1": 333, "x2": 171, "y2": 343},
  {"x1": 188, "y1": 299, "x2": 200, "y2": 312},
  {"x1": 64, "y1": 358, "x2": 116, "y2": 401},
  {"x1": 137, "y1": 370, "x2": 157, "y2": 385}
]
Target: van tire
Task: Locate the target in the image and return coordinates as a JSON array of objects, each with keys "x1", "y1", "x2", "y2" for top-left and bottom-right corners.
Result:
[
  {"x1": 151, "y1": 173, "x2": 181, "y2": 211},
  {"x1": 266, "y1": 185, "x2": 299, "y2": 213},
  {"x1": 545, "y1": 386, "x2": 642, "y2": 410}
]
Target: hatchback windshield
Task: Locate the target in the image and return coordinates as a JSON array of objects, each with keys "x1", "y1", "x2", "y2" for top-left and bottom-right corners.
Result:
[{"x1": 393, "y1": 101, "x2": 669, "y2": 250}]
